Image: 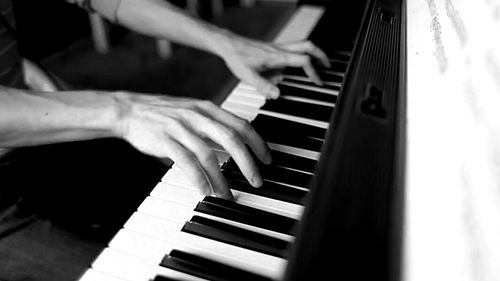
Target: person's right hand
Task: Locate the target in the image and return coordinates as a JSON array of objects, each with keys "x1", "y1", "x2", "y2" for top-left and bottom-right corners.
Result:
[{"x1": 112, "y1": 92, "x2": 271, "y2": 200}]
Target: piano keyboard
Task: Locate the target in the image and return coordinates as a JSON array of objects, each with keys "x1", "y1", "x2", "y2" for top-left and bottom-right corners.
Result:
[{"x1": 79, "y1": 5, "x2": 353, "y2": 281}]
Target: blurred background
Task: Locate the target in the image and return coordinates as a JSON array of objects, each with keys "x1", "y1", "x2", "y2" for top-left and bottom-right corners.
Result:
[{"x1": 12, "y1": 0, "x2": 303, "y2": 102}]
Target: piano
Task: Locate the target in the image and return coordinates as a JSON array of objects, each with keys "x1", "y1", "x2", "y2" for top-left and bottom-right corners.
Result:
[{"x1": 78, "y1": 0, "x2": 406, "y2": 280}]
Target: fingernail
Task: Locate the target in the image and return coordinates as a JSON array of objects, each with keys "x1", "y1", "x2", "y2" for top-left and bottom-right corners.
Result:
[{"x1": 251, "y1": 174, "x2": 263, "y2": 187}]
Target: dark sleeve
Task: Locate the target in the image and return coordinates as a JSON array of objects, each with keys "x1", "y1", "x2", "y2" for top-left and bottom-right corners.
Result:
[{"x1": 65, "y1": 0, "x2": 122, "y2": 22}]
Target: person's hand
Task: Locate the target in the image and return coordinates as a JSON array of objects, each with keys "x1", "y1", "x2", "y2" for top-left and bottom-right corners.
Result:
[
  {"x1": 221, "y1": 37, "x2": 331, "y2": 99},
  {"x1": 113, "y1": 92, "x2": 271, "y2": 200}
]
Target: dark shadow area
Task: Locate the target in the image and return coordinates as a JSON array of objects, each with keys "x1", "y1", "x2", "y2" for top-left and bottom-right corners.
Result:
[{"x1": 23, "y1": 2, "x2": 296, "y2": 102}]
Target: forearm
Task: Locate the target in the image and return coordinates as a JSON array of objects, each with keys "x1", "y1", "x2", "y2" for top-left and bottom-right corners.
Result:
[
  {"x1": 0, "y1": 87, "x2": 122, "y2": 147},
  {"x1": 114, "y1": 0, "x2": 234, "y2": 57}
]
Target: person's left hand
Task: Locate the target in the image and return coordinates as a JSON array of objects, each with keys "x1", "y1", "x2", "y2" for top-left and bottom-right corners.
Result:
[{"x1": 221, "y1": 37, "x2": 331, "y2": 99}]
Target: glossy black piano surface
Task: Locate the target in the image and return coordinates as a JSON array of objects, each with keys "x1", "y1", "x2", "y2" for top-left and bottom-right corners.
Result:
[{"x1": 284, "y1": 0, "x2": 406, "y2": 280}]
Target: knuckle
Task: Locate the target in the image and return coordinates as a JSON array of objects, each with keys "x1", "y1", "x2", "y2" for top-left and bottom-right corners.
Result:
[
  {"x1": 279, "y1": 52, "x2": 290, "y2": 63},
  {"x1": 235, "y1": 118, "x2": 252, "y2": 132},
  {"x1": 197, "y1": 100, "x2": 216, "y2": 111},
  {"x1": 220, "y1": 127, "x2": 239, "y2": 143},
  {"x1": 175, "y1": 149, "x2": 196, "y2": 166},
  {"x1": 198, "y1": 150, "x2": 217, "y2": 166},
  {"x1": 164, "y1": 116, "x2": 184, "y2": 131}
]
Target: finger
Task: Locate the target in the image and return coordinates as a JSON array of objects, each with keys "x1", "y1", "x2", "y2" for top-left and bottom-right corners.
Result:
[
  {"x1": 235, "y1": 64, "x2": 280, "y2": 99},
  {"x1": 279, "y1": 41, "x2": 331, "y2": 68},
  {"x1": 260, "y1": 69, "x2": 283, "y2": 82},
  {"x1": 170, "y1": 119, "x2": 234, "y2": 200},
  {"x1": 283, "y1": 54, "x2": 323, "y2": 86},
  {"x1": 213, "y1": 126, "x2": 263, "y2": 188},
  {"x1": 301, "y1": 56, "x2": 323, "y2": 86},
  {"x1": 168, "y1": 139, "x2": 213, "y2": 196},
  {"x1": 196, "y1": 102, "x2": 272, "y2": 165},
  {"x1": 186, "y1": 108, "x2": 265, "y2": 188},
  {"x1": 254, "y1": 74, "x2": 280, "y2": 100}
]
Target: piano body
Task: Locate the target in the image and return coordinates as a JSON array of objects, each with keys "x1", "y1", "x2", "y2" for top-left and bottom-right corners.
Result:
[{"x1": 79, "y1": 0, "x2": 500, "y2": 280}]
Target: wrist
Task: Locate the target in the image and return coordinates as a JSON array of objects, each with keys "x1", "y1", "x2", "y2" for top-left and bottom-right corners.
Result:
[
  {"x1": 104, "y1": 91, "x2": 133, "y2": 140},
  {"x1": 208, "y1": 28, "x2": 241, "y2": 60}
]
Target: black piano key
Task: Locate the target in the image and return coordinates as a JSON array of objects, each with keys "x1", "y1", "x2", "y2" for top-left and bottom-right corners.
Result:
[
  {"x1": 260, "y1": 98, "x2": 334, "y2": 123},
  {"x1": 278, "y1": 83, "x2": 339, "y2": 103},
  {"x1": 327, "y1": 52, "x2": 351, "y2": 63},
  {"x1": 252, "y1": 118, "x2": 324, "y2": 152},
  {"x1": 282, "y1": 77, "x2": 341, "y2": 91},
  {"x1": 261, "y1": 131, "x2": 323, "y2": 153},
  {"x1": 225, "y1": 175, "x2": 308, "y2": 205},
  {"x1": 252, "y1": 115, "x2": 327, "y2": 140},
  {"x1": 153, "y1": 276, "x2": 183, "y2": 281},
  {"x1": 283, "y1": 67, "x2": 344, "y2": 84},
  {"x1": 270, "y1": 149, "x2": 317, "y2": 174},
  {"x1": 196, "y1": 196, "x2": 298, "y2": 235},
  {"x1": 182, "y1": 216, "x2": 290, "y2": 258},
  {"x1": 223, "y1": 158, "x2": 313, "y2": 189},
  {"x1": 160, "y1": 250, "x2": 273, "y2": 281}
]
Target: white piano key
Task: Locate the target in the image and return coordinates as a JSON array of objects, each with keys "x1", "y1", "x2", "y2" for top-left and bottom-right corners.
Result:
[
  {"x1": 109, "y1": 230, "x2": 170, "y2": 264},
  {"x1": 150, "y1": 182, "x2": 303, "y2": 220},
  {"x1": 282, "y1": 73, "x2": 345, "y2": 84},
  {"x1": 161, "y1": 171, "x2": 304, "y2": 215},
  {"x1": 150, "y1": 182, "x2": 202, "y2": 206},
  {"x1": 280, "y1": 95, "x2": 336, "y2": 107},
  {"x1": 224, "y1": 92, "x2": 266, "y2": 107},
  {"x1": 138, "y1": 196, "x2": 193, "y2": 222},
  {"x1": 223, "y1": 98, "x2": 261, "y2": 110},
  {"x1": 279, "y1": 80, "x2": 340, "y2": 95},
  {"x1": 273, "y1": 6, "x2": 325, "y2": 44},
  {"x1": 109, "y1": 229, "x2": 278, "y2": 280},
  {"x1": 162, "y1": 166, "x2": 196, "y2": 185},
  {"x1": 221, "y1": 106, "x2": 258, "y2": 121},
  {"x1": 138, "y1": 196, "x2": 294, "y2": 242},
  {"x1": 268, "y1": 142, "x2": 321, "y2": 161},
  {"x1": 92, "y1": 248, "x2": 207, "y2": 281},
  {"x1": 230, "y1": 86, "x2": 266, "y2": 99},
  {"x1": 124, "y1": 212, "x2": 287, "y2": 279},
  {"x1": 322, "y1": 69, "x2": 348, "y2": 77},
  {"x1": 236, "y1": 82, "x2": 258, "y2": 91},
  {"x1": 79, "y1": 269, "x2": 127, "y2": 281},
  {"x1": 220, "y1": 100, "x2": 258, "y2": 114},
  {"x1": 258, "y1": 108, "x2": 330, "y2": 129}
]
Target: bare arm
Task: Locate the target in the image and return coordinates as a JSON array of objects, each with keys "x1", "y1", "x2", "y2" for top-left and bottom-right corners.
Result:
[
  {"x1": 0, "y1": 86, "x2": 120, "y2": 147},
  {"x1": 0, "y1": 87, "x2": 269, "y2": 199},
  {"x1": 80, "y1": 0, "x2": 330, "y2": 98}
]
